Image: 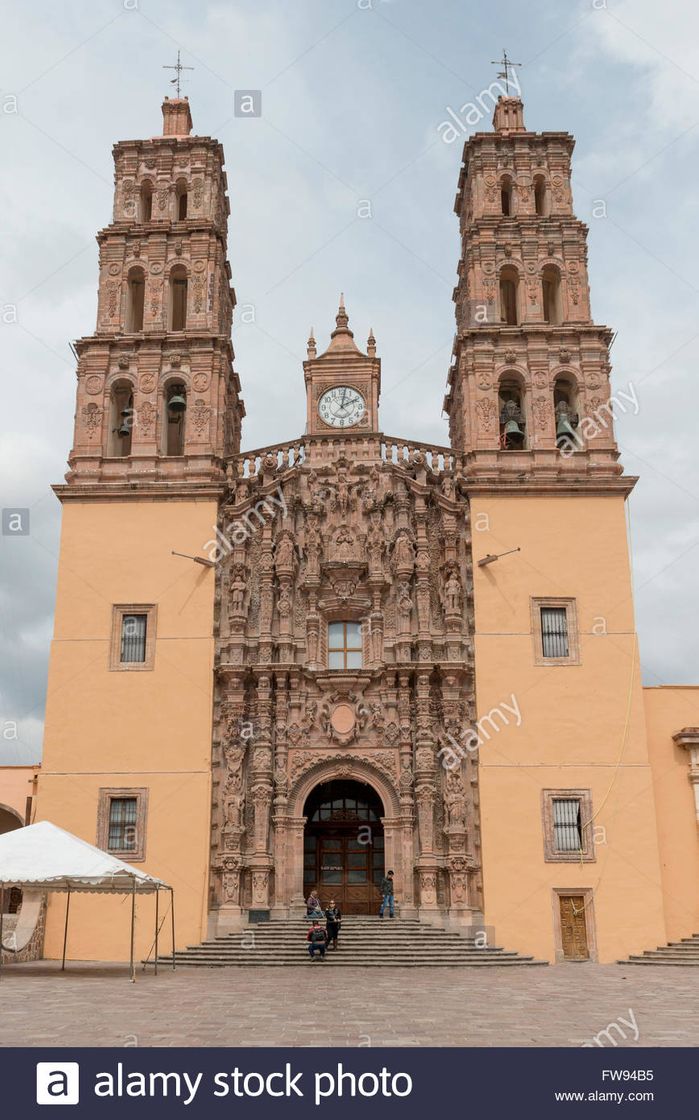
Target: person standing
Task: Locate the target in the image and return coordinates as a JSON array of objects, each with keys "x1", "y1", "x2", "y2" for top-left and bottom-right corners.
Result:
[
  {"x1": 325, "y1": 899, "x2": 342, "y2": 949},
  {"x1": 378, "y1": 870, "x2": 395, "y2": 919},
  {"x1": 307, "y1": 919, "x2": 328, "y2": 961}
]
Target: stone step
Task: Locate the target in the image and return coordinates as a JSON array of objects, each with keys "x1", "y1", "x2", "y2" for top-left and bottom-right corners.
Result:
[
  {"x1": 157, "y1": 915, "x2": 546, "y2": 968},
  {"x1": 618, "y1": 933, "x2": 699, "y2": 965},
  {"x1": 159, "y1": 957, "x2": 544, "y2": 968}
]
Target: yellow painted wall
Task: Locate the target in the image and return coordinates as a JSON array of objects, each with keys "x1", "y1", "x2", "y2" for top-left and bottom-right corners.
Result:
[
  {"x1": 644, "y1": 686, "x2": 699, "y2": 942},
  {"x1": 37, "y1": 498, "x2": 217, "y2": 961},
  {"x1": 472, "y1": 493, "x2": 667, "y2": 963},
  {"x1": 0, "y1": 767, "x2": 39, "y2": 828}
]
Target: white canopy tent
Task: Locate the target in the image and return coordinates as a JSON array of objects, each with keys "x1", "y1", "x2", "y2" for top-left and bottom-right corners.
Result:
[{"x1": 0, "y1": 821, "x2": 175, "y2": 980}]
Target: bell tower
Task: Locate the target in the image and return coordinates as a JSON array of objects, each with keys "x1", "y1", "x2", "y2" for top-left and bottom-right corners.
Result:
[
  {"x1": 445, "y1": 93, "x2": 623, "y2": 486},
  {"x1": 38, "y1": 97, "x2": 243, "y2": 964},
  {"x1": 444, "y1": 93, "x2": 667, "y2": 964},
  {"x1": 64, "y1": 95, "x2": 244, "y2": 492}
]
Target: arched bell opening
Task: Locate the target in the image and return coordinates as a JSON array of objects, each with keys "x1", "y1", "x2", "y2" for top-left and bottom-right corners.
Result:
[
  {"x1": 302, "y1": 780, "x2": 385, "y2": 915},
  {"x1": 162, "y1": 380, "x2": 187, "y2": 456},
  {"x1": 108, "y1": 379, "x2": 134, "y2": 456},
  {"x1": 499, "y1": 377, "x2": 526, "y2": 450},
  {"x1": 554, "y1": 376, "x2": 580, "y2": 451}
]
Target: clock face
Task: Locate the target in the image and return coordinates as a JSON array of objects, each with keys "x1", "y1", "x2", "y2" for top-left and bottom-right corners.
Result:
[{"x1": 318, "y1": 386, "x2": 366, "y2": 429}]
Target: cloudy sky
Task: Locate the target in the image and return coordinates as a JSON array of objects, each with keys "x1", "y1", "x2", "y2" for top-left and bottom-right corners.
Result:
[{"x1": 1, "y1": 0, "x2": 698, "y2": 764}]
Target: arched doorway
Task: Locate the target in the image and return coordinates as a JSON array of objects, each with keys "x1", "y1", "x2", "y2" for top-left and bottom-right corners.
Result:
[{"x1": 303, "y1": 780, "x2": 385, "y2": 915}]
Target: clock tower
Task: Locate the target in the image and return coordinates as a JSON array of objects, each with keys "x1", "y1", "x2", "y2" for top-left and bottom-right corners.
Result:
[{"x1": 304, "y1": 296, "x2": 380, "y2": 437}]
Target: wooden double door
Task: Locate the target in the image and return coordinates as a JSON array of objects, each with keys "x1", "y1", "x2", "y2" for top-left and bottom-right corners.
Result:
[{"x1": 303, "y1": 781, "x2": 385, "y2": 915}]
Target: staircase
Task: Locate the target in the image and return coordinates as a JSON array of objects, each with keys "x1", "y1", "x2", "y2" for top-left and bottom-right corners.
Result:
[
  {"x1": 157, "y1": 916, "x2": 547, "y2": 968},
  {"x1": 620, "y1": 933, "x2": 699, "y2": 966}
]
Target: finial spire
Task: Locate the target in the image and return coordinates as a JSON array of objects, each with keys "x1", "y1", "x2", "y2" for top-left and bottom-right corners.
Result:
[
  {"x1": 334, "y1": 293, "x2": 350, "y2": 333},
  {"x1": 307, "y1": 327, "x2": 317, "y2": 359},
  {"x1": 163, "y1": 50, "x2": 194, "y2": 98},
  {"x1": 490, "y1": 49, "x2": 522, "y2": 98},
  {"x1": 367, "y1": 327, "x2": 376, "y2": 357}
]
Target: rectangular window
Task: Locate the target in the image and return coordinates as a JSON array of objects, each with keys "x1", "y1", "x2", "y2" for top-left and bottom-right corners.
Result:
[
  {"x1": 542, "y1": 789, "x2": 594, "y2": 862},
  {"x1": 121, "y1": 613, "x2": 147, "y2": 663},
  {"x1": 541, "y1": 606, "x2": 568, "y2": 659},
  {"x1": 552, "y1": 798, "x2": 582, "y2": 852},
  {"x1": 531, "y1": 597, "x2": 579, "y2": 665},
  {"x1": 110, "y1": 605, "x2": 157, "y2": 670},
  {"x1": 328, "y1": 621, "x2": 363, "y2": 670},
  {"x1": 108, "y1": 797, "x2": 138, "y2": 851},
  {"x1": 97, "y1": 787, "x2": 148, "y2": 861}
]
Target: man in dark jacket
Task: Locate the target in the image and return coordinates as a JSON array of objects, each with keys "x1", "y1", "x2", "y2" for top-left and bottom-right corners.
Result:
[
  {"x1": 307, "y1": 920, "x2": 328, "y2": 961},
  {"x1": 378, "y1": 870, "x2": 395, "y2": 919}
]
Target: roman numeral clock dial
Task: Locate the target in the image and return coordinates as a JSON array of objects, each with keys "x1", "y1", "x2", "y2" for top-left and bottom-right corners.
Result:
[{"x1": 318, "y1": 386, "x2": 366, "y2": 428}]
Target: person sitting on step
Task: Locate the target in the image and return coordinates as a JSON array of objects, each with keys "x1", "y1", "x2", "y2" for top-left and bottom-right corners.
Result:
[
  {"x1": 306, "y1": 888, "x2": 323, "y2": 920},
  {"x1": 307, "y1": 919, "x2": 328, "y2": 961}
]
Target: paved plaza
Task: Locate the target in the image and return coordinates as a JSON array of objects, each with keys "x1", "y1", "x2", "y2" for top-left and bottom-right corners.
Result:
[{"x1": 1, "y1": 962, "x2": 698, "y2": 1047}]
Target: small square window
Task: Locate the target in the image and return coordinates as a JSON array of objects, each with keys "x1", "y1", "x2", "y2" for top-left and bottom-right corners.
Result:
[
  {"x1": 110, "y1": 604, "x2": 157, "y2": 670},
  {"x1": 531, "y1": 598, "x2": 579, "y2": 665},
  {"x1": 97, "y1": 787, "x2": 148, "y2": 861},
  {"x1": 542, "y1": 789, "x2": 594, "y2": 862},
  {"x1": 327, "y1": 620, "x2": 364, "y2": 670}
]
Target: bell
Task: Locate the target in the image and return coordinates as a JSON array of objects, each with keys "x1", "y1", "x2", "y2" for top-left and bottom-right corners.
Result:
[
  {"x1": 167, "y1": 391, "x2": 186, "y2": 412},
  {"x1": 556, "y1": 415, "x2": 577, "y2": 445},
  {"x1": 503, "y1": 418, "x2": 524, "y2": 445},
  {"x1": 117, "y1": 420, "x2": 131, "y2": 438}
]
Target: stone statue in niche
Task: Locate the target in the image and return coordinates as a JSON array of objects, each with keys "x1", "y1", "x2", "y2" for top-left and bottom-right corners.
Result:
[
  {"x1": 331, "y1": 526, "x2": 355, "y2": 562},
  {"x1": 229, "y1": 567, "x2": 247, "y2": 616},
  {"x1": 444, "y1": 769, "x2": 467, "y2": 830},
  {"x1": 393, "y1": 532, "x2": 415, "y2": 572},
  {"x1": 275, "y1": 535, "x2": 294, "y2": 571},
  {"x1": 443, "y1": 568, "x2": 462, "y2": 615}
]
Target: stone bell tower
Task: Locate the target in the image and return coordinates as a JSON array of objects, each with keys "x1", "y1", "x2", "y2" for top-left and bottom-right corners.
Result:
[
  {"x1": 443, "y1": 94, "x2": 667, "y2": 964},
  {"x1": 445, "y1": 93, "x2": 622, "y2": 484},
  {"x1": 38, "y1": 97, "x2": 245, "y2": 964},
  {"x1": 64, "y1": 95, "x2": 244, "y2": 491}
]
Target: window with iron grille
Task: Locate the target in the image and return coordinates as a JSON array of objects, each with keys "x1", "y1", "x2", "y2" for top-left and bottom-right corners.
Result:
[
  {"x1": 107, "y1": 797, "x2": 138, "y2": 851},
  {"x1": 110, "y1": 605, "x2": 156, "y2": 670},
  {"x1": 553, "y1": 797, "x2": 583, "y2": 852},
  {"x1": 542, "y1": 788, "x2": 594, "y2": 862},
  {"x1": 540, "y1": 606, "x2": 569, "y2": 658},
  {"x1": 120, "y1": 613, "x2": 147, "y2": 663},
  {"x1": 328, "y1": 621, "x2": 363, "y2": 670},
  {"x1": 98, "y1": 787, "x2": 148, "y2": 861},
  {"x1": 532, "y1": 598, "x2": 579, "y2": 665}
]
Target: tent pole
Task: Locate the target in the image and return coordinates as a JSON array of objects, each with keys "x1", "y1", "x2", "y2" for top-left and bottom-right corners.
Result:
[
  {"x1": 61, "y1": 886, "x2": 71, "y2": 971},
  {"x1": 0, "y1": 885, "x2": 5, "y2": 980},
  {"x1": 154, "y1": 886, "x2": 159, "y2": 977},
  {"x1": 170, "y1": 887, "x2": 176, "y2": 970},
  {"x1": 129, "y1": 878, "x2": 136, "y2": 984}
]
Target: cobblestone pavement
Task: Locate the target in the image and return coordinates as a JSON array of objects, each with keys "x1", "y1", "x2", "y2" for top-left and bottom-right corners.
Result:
[{"x1": 1, "y1": 962, "x2": 698, "y2": 1047}]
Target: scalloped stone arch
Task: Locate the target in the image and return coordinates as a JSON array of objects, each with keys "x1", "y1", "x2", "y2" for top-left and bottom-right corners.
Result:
[{"x1": 288, "y1": 756, "x2": 401, "y2": 819}]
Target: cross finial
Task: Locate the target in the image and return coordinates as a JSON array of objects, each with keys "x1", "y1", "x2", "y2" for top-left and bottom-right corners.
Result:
[
  {"x1": 490, "y1": 49, "x2": 522, "y2": 97},
  {"x1": 163, "y1": 50, "x2": 194, "y2": 98}
]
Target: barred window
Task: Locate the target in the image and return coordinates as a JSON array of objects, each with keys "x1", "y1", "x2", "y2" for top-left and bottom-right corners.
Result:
[
  {"x1": 553, "y1": 798, "x2": 583, "y2": 852},
  {"x1": 120, "y1": 613, "x2": 147, "y2": 663},
  {"x1": 542, "y1": 789, "x2": 594, "y2": 862},
  {"x1": 328, "y1": 621, "x2": 363, "y2": 670},
  {"x1": 107, "y1": 797, "x2": 138, "y2": 852},
  {"x1": 540, "y1": 606, "x2": 569, "y2": 659}
]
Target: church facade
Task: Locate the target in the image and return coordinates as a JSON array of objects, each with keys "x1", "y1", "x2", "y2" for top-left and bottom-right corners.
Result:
[{"x1": 31, "y1": 92, "x2": 699, "y2": 965}]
